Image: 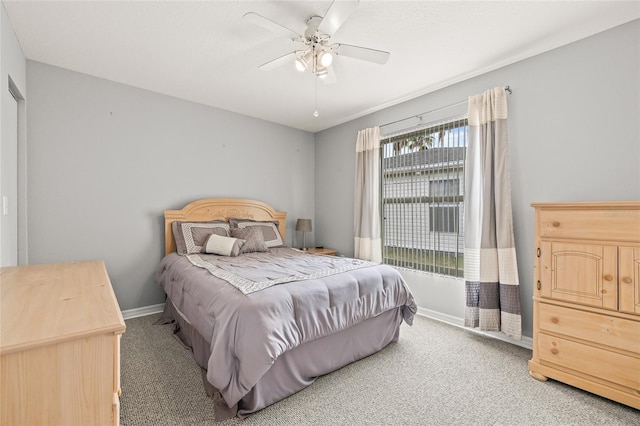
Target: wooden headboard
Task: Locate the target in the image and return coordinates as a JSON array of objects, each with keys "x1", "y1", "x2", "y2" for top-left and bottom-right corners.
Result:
[{"x1": 164, "y1": 198, "x2": 287, "y2": 255}]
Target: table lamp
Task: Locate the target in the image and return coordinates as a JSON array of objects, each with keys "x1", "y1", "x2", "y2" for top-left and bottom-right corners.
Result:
[{"x1": 295, "y1": 219, "x2": 312, "y2": 251}]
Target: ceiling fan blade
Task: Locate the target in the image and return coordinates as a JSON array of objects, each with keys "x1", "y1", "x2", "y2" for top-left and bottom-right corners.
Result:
[
  {"x1": 243, "y1": 12, "x2": 300, "y2": 40},
  {"x1": 317, "y1": 0, "x2": 359, "y2": 35},
  {"x1": 258, "y1": 52, "x2": 297, "y2": 71},
  {"x1": 334, "y1": 43, "x2": 390, "y2": 65}
]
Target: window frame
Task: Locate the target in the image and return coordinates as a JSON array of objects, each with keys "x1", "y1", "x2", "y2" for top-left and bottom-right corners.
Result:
[{"x1": 380, "y1": 116, "x2": 468, "y2": 277}]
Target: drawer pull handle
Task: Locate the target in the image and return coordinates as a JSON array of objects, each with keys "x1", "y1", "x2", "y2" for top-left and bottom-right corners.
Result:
[
  {"x1": 622, "y1": 276, "x2": 632, "y2": 284},
  {"x1": 536, "y1": 280, "x2": 541, "y2": 291},
  {"x1": 552, "y1": 221, "x2": 560, "y2": 227},
  {"x1": 603, "y1": 274, "x2": 613, "y2": 282},
  {"x1": 550, "y1": 317, "x2": 559, "y2": 324},
  {"x1": 536, "y1": 248, "x2": 541, "y2": 257},
  {"x1": 550, "y1": 348, "x2": 559, "y2": 355}
]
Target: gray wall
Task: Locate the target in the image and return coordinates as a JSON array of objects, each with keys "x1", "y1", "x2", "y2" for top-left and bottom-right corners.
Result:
[
  {"x1": 315, "y1": 20, "x2": 640, "y2": 339},
  {"x1": 1, "y1": 4, "x2": 27, "y2": 266},
  {"x1": 26, "y1": 61, "x2": 315, "y2": 311}
]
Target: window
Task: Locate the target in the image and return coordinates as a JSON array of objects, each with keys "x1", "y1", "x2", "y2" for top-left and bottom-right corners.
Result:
[{"x1": 381, "y1": 116, "x2": 468, "y2": 277}]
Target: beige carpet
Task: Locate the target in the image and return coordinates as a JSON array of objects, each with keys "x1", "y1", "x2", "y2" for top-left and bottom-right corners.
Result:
[{"x1": 120, "y1": 313, "x2": 640, "y2": 425}]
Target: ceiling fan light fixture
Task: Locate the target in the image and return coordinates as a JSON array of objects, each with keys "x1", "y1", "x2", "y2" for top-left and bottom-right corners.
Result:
[
  {"x1": 295, "y1": 58, "x2": 307, "y2": 72},
  {"x1": 316, "y1": 67, "x2": 329, "y2": 78},
  {"x1": 318, "y1": 50, "x2": 333, "y2": 67},
  {"x1": 295, "y1": 50, "x2": 313, "y2": 72}
]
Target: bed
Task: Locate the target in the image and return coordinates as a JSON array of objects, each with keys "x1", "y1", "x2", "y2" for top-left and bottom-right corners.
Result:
[{"x1": 155, "y1": 198, "x2": 416, "y2": 420}]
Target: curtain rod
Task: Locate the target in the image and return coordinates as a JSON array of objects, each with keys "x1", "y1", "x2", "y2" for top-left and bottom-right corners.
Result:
[{"x1": 379, "y1": 85, "x2": 512, "y2": 129}]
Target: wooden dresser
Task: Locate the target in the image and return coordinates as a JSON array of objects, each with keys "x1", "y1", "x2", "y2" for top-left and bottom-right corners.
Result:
[
  {"x1": 0, "y1": 260, "x2": 126, "y2": 425},
  {"x1": 529, "y1": 202, "x2": 640, "y2": 409}
]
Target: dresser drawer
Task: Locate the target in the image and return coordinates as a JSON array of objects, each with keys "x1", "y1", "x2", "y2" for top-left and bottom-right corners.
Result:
[
  {"x1": 538, "y1": 208, "x2": 640, "y2": 242},
  {"x1": 538, "y1": 333, "x2": 640, "y2": 390},
  {"x1": 538, "y1": 303, "x2": 640, "y2": 354}
]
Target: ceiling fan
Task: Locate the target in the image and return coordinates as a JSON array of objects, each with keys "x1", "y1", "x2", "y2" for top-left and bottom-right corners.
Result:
[{"x1": 243, "y1": 0, "x2": 390, "y2": 84}]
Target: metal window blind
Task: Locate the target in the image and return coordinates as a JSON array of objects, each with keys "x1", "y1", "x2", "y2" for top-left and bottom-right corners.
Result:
[{"x1": 381, "y1": 116, "x2": 468, "y2": 277}]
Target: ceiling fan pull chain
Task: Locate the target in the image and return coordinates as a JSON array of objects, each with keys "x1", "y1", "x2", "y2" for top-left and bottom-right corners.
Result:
[{"x1": 314, "y1": 76, "x2": 319, "y2": 117}]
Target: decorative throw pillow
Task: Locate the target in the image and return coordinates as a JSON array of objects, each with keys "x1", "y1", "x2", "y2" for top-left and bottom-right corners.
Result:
[
  {"x1": 203, "y1": 234, "x2": 245, "y2": 257},
  {"x1": 172, "y1": 221, "x2": 230, "y2": 255},
  {"x1": 229, "y1": 218, "x2": 284, "y2": 248},
  {"x1": 230, "y1": 227, "x2": 269, "y2": 253}
]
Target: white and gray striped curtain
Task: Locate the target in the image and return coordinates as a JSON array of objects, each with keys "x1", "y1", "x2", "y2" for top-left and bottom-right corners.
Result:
[
  {"x1": 464, "y1": 87, "x2": 521, "y2": 340},
  {"x1": 354, "y1": 126, "x2": 382, "y2": 262}
]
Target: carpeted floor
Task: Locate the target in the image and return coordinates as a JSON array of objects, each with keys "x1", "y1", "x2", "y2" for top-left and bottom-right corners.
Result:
[{"x1": 120, "y1": 313, "x2": 640, "y2": 425}]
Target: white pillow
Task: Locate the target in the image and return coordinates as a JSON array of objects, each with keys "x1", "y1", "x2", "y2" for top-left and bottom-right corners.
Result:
[{"x1": 203, "y1": 234, "x2": 245, "y2": 257}]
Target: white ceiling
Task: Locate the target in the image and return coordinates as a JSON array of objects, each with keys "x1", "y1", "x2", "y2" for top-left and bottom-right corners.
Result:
[{"x1": 3, "y1": 1, "x2": 639, "y2": 133}]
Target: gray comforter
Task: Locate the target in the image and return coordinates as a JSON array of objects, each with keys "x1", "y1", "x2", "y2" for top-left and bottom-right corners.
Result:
[{"x1": 156, "y1": 248, "x2": 416, "y2": 409}]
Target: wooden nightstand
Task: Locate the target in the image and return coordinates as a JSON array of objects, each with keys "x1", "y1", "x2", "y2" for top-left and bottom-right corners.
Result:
[{"x1": 306, "y1": 247, "x2": 337, "y2": 256}]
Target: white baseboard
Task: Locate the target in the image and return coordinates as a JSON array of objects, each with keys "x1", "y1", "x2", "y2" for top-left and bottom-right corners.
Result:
[
  {"x1": 417, "y1": 307, "x2": 465, "y2": 327},
  {"x1": 416, "y1": 307, "x2": 533, "y2": 350},
  {"x1": 122, "y1": 303, "x2": 165, "y2": 320}
]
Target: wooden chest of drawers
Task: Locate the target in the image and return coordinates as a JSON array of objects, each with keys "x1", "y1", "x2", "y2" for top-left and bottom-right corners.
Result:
[
  {"x1": 529, "y1": 202, "x2": 640, "y2": 409},
  {"x1": 0, "y1": 261, "x2": 126, "y2": 425}
]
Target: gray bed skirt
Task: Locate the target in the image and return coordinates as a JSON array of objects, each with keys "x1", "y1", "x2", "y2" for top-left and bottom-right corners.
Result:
[{"x1": 158, "y1": 298, "x2": 405, "y2": 420}]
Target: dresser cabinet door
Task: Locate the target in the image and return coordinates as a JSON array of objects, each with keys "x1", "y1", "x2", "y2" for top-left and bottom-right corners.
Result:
[
  {"x1": 541, "y1": 241, "x2": 617, "y2": 310},
  {"x1": 619, "y1": 247, "x2": 640, "y2": 315}
]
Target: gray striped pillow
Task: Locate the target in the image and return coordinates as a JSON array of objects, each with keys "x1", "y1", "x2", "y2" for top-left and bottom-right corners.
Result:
[{"x1": 230, "y1": 227, "x2": 269, "y2": 253}]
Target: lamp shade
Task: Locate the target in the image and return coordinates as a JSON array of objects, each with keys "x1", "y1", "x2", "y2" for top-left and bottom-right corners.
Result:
[{"x1": 295, "y1": 219, "x2": 312, "y2": 232}]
